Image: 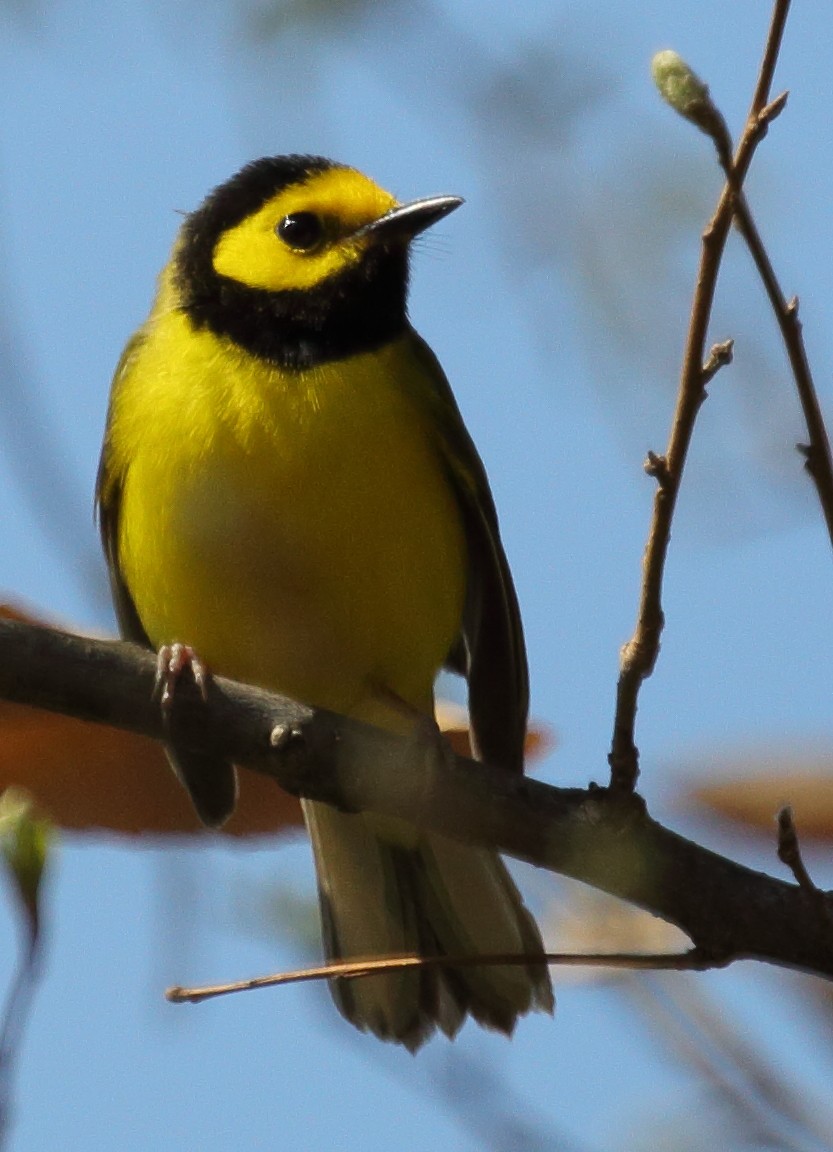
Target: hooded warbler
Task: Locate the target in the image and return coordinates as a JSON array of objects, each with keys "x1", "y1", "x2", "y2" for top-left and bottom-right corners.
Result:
[{"x1": 96, "y1": 155, "x2": 552, "y2": 1050}]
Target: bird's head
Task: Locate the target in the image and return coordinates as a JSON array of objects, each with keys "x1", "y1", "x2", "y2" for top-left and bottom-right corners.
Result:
[{"x1": 173, "y1": 155, "x2": 462, "y2": 368}]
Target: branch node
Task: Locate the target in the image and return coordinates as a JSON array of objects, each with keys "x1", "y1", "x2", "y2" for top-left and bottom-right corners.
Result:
[
  {"x1": 796, "y1": 442, "x2": 817, "y2": 481},
  {"x1": 607, "y1": 746, "x2": 640, "y2": 795},
  {"x1": 701, "y1": 338, "x2": 734, "y2": 384},
  {"x1": 619, "y1": 620, "x2": 665, "y2": 679},
  {"x1": 758, "y1": 89, "x2": 789, "y2": 126},
  {"x1": 745, "y1": 91, "x2": 788, "y2": 155},
  {"x1": 269, "y1": 722, "x2": 304, "y2": 751},
  {"x1": 643, "y1": 451, "x2": 669, "y2": 484},
  {"x1": 776, "y1": 808, "x2": 832, "y2": 929}
]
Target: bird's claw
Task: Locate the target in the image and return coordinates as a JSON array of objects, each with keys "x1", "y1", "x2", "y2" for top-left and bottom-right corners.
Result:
[{"x1": 154, "y1": 643, "x2": 211, "y2": 716}]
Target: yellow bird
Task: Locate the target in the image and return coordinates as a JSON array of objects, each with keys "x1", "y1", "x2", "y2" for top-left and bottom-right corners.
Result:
[{"x1": 96, "y1": 155, "x2": 552, "y2": 1049}]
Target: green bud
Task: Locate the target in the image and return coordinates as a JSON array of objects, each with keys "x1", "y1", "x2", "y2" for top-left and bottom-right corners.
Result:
[
  {"x1": 0, "y1": 788, "x2": 53, "y2": 942},
  {"x1": 651, "y1": 49, "x2": 724, "y2": 141},
  {"x1": 652, "y1": 50, "x2": 708, "y2": 113}
]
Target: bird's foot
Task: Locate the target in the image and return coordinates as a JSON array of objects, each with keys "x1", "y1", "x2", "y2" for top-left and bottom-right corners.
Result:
[{"x1": 154, "y1": 642, "x2": 212, "y2": 716}]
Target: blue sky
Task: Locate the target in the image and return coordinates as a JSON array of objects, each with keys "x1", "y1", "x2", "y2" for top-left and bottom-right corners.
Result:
[{"x1": 2, "y1": 1, "x2": 833, "y2": 1148}]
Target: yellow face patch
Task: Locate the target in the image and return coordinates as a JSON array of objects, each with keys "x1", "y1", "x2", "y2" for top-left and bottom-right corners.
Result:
[{"x1": 212, "y1": 167, "x2": 397, "y2": 293}]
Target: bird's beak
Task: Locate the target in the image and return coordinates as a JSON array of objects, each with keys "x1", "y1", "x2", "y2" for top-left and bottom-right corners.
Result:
[{"x1": 354, "y1": 195, "x2": 464, "y2": 243}]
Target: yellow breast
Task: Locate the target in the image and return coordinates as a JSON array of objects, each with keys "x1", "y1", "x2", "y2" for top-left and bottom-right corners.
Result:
[{"x1": 109, "y1": 313, "x2": 467, "y2": 724}]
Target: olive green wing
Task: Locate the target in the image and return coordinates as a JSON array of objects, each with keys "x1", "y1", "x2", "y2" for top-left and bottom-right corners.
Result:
[
  {"x1": 95, "y1": 332, "x2": 238, "y2": 828},
  {"x1": 95, "y1": 333, "x2": 154, "y2": 647},
  {"x1": 408, "y1": 332, "x2": 529, "y2": 775}
]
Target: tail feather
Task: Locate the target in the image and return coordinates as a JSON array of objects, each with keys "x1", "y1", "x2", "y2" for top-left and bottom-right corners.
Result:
[
  {"x1": 304, "y1": 799, "x2": 458, "y2": 1050},
  {"x1": 416, "y1": 834, "x2": 554, "y2": 1032},
  {"x1": 303, "y1": 798, "x2": 552, "y2": 1051}
]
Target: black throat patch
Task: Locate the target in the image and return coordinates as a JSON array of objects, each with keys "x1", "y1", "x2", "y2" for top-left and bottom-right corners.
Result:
[{"x1": 173, "y1": 155, "x2": 411, "y2": 370}]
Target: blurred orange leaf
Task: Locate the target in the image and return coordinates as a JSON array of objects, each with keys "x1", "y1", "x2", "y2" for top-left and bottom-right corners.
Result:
[
  {"x1": 0, "y1": 603, "x2": 302, "y2": 839},
  {"x1": 692, "y1": 750, "x2": 833, "y2": 841}
]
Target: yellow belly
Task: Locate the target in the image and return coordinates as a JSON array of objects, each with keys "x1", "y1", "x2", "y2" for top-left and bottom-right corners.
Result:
[{"x1": 112, "y1": 318, "x2": 467, "y2": 727}]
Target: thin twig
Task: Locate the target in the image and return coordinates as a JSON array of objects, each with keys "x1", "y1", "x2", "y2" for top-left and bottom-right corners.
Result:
[
  {"x1": 166, "y1": 948, "x2": 715, "y2": 1005},
  {"x1": 703, "y1": 79, "x2": 833, "y2": 546},
  {"x1": 682, "y1": 27, "x2": 833, "y2": 544},
  {"x1": 609, "y1": 0, "x2": 793, "y2": 793},
  {"x1": 0, "y1": 935, "x2": 41, "y2": 1152},
  {"x1": 751, "y1": 1, "x2": 792, "y2": 115},
  {"x1": 717, "y1": 173, "x2": 833, "y2": 552}
]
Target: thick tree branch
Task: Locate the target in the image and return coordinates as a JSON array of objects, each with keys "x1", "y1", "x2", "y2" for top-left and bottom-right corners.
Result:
[{"x1": 2, "y1": 615, "x2": 833, "y2": 981}]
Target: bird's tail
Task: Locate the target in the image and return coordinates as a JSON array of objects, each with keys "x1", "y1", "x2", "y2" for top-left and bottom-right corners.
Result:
[{"x1": 303, "y1": 799, "x2": 553, "y2": 1052}]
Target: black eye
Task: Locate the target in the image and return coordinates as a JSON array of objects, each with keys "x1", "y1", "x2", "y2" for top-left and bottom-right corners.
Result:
[{"x1": 276, "y1": 212, "x2": 324, "y2": 251}]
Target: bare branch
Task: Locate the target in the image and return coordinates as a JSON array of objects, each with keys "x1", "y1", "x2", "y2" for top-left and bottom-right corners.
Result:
[
  {"x1": 724, "y1": 195, "x2": 833, "y2": 552},
  {"x1": 683, "y1": 33, "x2": 833, "y2": 554},
  {"x1": 610, "y1": 0, "x2": 794, "y2": 794}
]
